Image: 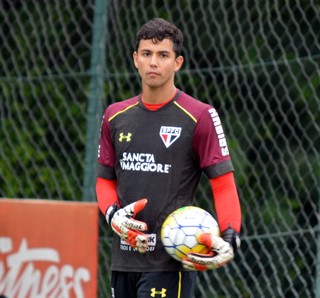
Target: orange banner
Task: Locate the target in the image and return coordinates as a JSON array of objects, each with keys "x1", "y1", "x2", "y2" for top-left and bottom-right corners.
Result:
[{"x1": 0, "y1": 199, "x2": 99, "y2": 298}]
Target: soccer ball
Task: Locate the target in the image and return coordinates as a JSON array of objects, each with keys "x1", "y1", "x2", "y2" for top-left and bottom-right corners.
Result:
[{"x1": 161, "y1": 206, "x2": 219, "y2": 262}]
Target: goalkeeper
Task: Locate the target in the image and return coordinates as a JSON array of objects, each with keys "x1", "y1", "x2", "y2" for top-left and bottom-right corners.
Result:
[{"x1": 96, "y1": 18, "x2": 241, "y2": 298}]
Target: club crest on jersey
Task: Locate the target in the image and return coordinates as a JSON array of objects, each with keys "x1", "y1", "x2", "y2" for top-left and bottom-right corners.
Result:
[{"x1": 159, "y1": 126, "x2": 181, "y2": 148}]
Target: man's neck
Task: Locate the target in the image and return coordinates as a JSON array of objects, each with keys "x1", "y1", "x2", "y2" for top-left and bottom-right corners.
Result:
[{"x1": 141, "y1": 85, "x2": 177, "y2": 104}]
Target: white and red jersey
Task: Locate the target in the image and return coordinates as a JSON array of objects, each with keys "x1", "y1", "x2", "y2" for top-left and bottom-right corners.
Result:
[{"x1": 97, "y1": 90, "x2": 234, "y2": 272}]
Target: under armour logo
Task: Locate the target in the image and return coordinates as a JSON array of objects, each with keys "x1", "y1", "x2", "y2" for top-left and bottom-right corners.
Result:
[
  {"x1": 150, "y1": 288, "x2": 167, "y2": 297},
  {"x1": 119, "y1": 132, "x2": 132, "y2": 142}
]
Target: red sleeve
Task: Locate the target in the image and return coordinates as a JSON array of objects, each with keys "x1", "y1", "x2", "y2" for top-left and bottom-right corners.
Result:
[
  {"x1": 210, "y1": 172, "x2": 241, "y2": 233},
  {"x1": 96, "y1": 177, "x2": 118, "y2": 215}
]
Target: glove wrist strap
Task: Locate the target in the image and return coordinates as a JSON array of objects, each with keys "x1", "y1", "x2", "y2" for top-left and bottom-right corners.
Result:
[
  {"x1": 221, "y1": 227, "x2": 241, "y2": 253},
  {"x1": 105, "y1": 203, "x2": 119, "y2": 224}
]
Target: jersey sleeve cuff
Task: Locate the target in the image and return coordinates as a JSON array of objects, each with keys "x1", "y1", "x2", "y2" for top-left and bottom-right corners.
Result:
[
  {"x1": 96, "y1": 163, "x2": 117, "y2": 180},
  {"x1": 203, "y1": 159, "x2": 234, "y2": 179}
]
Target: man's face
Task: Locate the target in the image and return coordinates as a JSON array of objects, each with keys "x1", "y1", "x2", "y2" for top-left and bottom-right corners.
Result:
[{"x1": 133, "y1": 39, "x2": 183, "y2": 89}]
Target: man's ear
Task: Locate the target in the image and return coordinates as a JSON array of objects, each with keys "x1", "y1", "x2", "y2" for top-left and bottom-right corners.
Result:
[
  {"x1": 174, "y1": 55, "x2": 184, "y2": 72},
  {"x1": 133, "y1": 51, "x2": 138, "y2": 69}
]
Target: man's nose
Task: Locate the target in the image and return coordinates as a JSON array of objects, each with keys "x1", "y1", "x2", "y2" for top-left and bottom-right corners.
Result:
[{"x1": 150, "y1": 54, "x2": 158, "y2": 66}]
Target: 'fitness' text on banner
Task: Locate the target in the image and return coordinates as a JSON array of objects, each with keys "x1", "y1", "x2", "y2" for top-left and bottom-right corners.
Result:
[{"x1": 0, "y1": 199, "x2": 99, "y2": 298}]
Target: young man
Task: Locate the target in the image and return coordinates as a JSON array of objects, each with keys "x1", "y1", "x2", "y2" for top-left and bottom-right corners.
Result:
[{"x1": 96, "y1": 18, "x2": 241, "y2": 298}]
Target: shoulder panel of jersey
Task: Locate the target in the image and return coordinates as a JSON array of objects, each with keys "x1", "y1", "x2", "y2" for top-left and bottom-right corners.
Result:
[
  {"x1": 173, "y1": 91, "x2": 212, "y2": 122},
  {"x1": 98, "y1": 96, "x2": 139, "y2": 170},
  {"x1": 106, "y1": 96, "x2": 140, "y2": 122},
  {"x1": 175, "y1": 91, "x2": 234, "y2": 177}
]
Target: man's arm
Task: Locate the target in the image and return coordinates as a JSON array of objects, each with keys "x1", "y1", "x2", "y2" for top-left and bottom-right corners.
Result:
[
  {"x1": 210, "y1": 171, "x2": 241, "y2": 234},
  {"x1": 95, "y1": 177, "x2": 149, "y2": 253},
  {"x1": 96, "y1": 177, "x2": 118, "y2": 215},
  {"x1": 182, "y1": 171, "x2": 241, "y2": 270}
]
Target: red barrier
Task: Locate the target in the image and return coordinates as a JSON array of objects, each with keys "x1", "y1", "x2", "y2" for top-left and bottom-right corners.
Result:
[{"x1": 0, "y1": 199, "x2": 99, "y2": 298}]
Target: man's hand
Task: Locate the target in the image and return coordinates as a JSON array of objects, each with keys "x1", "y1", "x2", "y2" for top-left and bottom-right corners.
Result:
[
  {"x1": 182, "y1": 228, "x2": 240, "y2": 271},
  {"x1": 106, "y1": 198, "x2": 149, "y2": 253}
]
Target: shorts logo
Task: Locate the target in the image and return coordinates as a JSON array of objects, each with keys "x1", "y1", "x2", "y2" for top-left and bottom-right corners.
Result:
[
  {"x1": 150, "y1": 288, "x2": 167, "y2": 297},
  {"x1": 159, "y1": 126, "x2": 181, "y2": 148},
  {"x1": 119, "y1": 132, "x2": 132, "y2": 142}
]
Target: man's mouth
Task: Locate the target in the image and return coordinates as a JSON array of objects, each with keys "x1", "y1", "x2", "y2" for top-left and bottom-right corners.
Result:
[{"x1": 147, "y1": 71, "x2": 160, "y2": 76}]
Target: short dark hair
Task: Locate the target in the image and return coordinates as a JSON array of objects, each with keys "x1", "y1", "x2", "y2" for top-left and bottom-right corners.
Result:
[{"x1": 135, "y1": 18, "x2": 183, "y2": 57}]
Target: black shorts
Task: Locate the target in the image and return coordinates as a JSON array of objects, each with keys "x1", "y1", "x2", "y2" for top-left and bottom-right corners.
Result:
[{"x1": 111, "y1": 270, "x2": 197, "y2": 298}]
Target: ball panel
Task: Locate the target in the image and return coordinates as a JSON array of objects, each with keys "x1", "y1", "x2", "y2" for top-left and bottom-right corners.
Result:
[{"x1": 161, "y1": 206, "x2": 220, "y2": 262}]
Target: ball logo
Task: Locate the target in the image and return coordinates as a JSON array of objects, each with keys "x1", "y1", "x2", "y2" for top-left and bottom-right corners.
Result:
[{"x1": 159, "y1": 126, "x2": 181, "y2": 148}]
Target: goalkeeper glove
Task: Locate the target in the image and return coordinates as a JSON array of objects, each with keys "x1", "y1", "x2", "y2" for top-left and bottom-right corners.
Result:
[
  {"x1": 182, "y1": 227, "x2": 240, "y2": 271},
  {"x1": 105, "y1": 198, "x2": 149, "y2": 253}
]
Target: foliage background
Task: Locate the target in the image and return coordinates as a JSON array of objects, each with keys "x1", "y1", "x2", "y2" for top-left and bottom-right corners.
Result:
[{"x1": 0, "y1": 1, "x2": 319, "y2": 297}]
